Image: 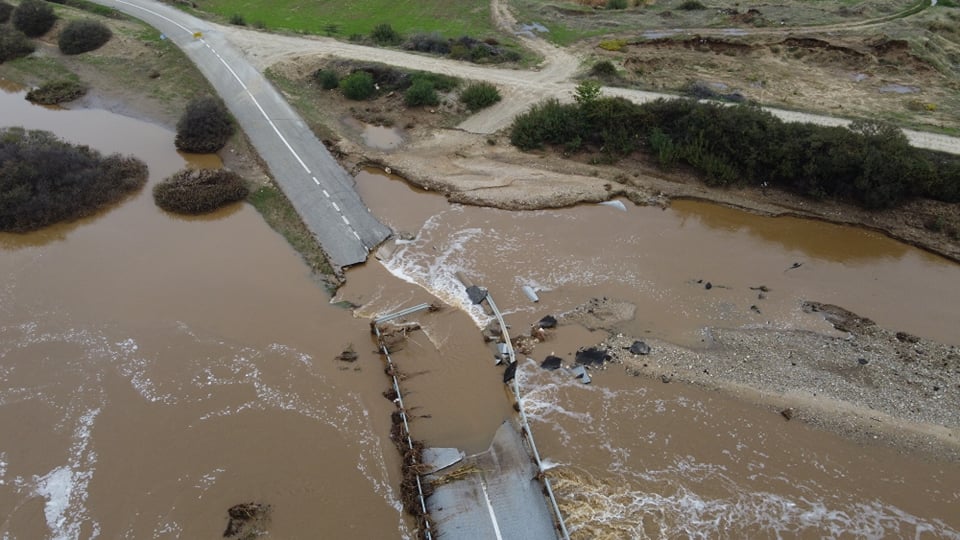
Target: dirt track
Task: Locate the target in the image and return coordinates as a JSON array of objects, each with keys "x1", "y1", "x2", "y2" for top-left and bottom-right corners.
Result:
[{"x1": 219, "y1": 5, "x2": 960, "y2": 154}]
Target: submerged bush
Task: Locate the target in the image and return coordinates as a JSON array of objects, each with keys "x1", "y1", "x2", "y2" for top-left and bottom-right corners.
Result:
[
  {"x1": 0, "y1": 127, "x2": 148, "y2": 232},
  {"x1": 0, "y1": 26, "x2": 35, "y2": 63},
  {"x1": 175, "y1": 96, "x2": 235, "y2": 153},
  {"x1": 12, "y1": 0, "x2": 56, "y2": 37},
  {"x1": 25, "y1": 79, "x2": 87, "y2": 104},
  {"x1": 459, "y1": 82, "x2": 501, "y2": 111},
  {"x1": 153, "y1": 168, "x2": 249, "y2": 214},
  {"x1": 58, "y1": 19, "x2": 112, "y2": 54}
]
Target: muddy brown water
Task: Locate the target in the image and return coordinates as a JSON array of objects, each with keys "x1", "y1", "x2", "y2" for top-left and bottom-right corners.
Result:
[{"x1": 2, "y1": 83, "x2": 959, "y2": 539}]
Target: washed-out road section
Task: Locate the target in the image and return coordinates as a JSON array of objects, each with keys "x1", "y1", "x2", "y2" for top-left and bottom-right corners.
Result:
[{"x1": 94, "y1": 0, "x2": 391, "y2": 269}]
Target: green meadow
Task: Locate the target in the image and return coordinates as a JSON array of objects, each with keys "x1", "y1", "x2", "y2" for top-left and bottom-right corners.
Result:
[{"x1": 200, "y1": 0, "x2": 498, "y2": 38}]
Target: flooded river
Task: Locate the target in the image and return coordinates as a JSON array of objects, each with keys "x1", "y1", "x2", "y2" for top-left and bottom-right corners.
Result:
[{"x1": 2, "y1": 85, "x2": 959, "y2": 539}]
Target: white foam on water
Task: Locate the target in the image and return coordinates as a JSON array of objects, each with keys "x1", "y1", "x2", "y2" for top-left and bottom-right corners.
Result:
[
  {"x1": 554, "y1": 468, "x2": 960, "y2": 539},
  {"x1": 380, "y1": 213, "x2": 492, "y2": 327},
  {"x1": 0, "y1": 451, "x2": 6, "y2": 486},
  {"x1": 33, "y1": 407, "x2": 100, "y2": 540}
]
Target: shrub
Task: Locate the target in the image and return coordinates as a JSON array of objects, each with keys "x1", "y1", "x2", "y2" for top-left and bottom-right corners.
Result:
[
  {"x1": 0, "y1": 127, "x2": 147, "y2": 232},
  {"x1": 410, "y1": 72, "x2": 458, "y2": 92},
  {"x1": 0, "y1": 1, "x2": 13, "y2": 23},
  {"x1": 598, "y1": 39, "x2": 627, "y2": 52},
  {"x1": 58, "y1": 19, "x2": 112, "y2": 54},
  {"x1": 313, "y1": 68, "x2": 339, "y2": 90},
  {"x1": 460, "y1": 82, "x2": 501, "y2": 111},
  {"x1": 153, "y1": 168, "x2": 249, "y2": 214},
  {"x1": 510, "y1": 99, "x2": 585, "y2": 150},
  {"x1": 607, "y1": 0, "x2": 628, "y2": 9},
  {"x1": 0, "y1": 26, "x2": 35, "y2": 63},
  {"x1": 590, "y1": 60, "x2": 618, "y2": 78},
  {"x1": 228, "y1": 13, "x2": 245, "y2": 25},
  {"x1": 404, "y1": 79, "x2": 439, "y2": 107},
  {"x1": 25, "y1": 79, "x2": 86, "y2": 104},
  {"x1": 574, "y1": 80, "x2": 602, "y2": 105},
  {"x1": 370, "y1": 23, "x2": 401, "y2": 45},
  {"x1": 12, "y1": 0, "x2": 56, "y2": 37},
  {"x1": 678, "y1": 0, "x2": 706, "y2": 9},
  {"x1": 340, "y1": 71, "x2": 375, "y2": 100},
  {"x1": 406, "y1": 32, "x2": 450, "y2": 54},
  {"x1": 175, "y1": 96, "x2": 236, "y2": 153}
]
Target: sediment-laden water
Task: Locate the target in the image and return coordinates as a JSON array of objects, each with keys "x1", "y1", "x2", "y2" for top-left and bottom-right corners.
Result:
[{"x1": 3, "y1": 86, "x2": 959, "y2": 539}]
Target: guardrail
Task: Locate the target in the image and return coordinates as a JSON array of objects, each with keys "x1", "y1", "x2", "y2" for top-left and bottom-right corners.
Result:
[
  {"x1": 372, "y1": 304, "x2": 434, "y2": 540},
  {"x1": 484, "y1": 294, "x2": 572, "y2": 540}
]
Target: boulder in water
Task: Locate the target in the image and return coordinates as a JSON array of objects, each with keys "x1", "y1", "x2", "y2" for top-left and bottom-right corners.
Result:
[
  {"x1": 627, "y1": 340, "x2": 651, "y2": 355},
  {"x1": 540, "y1": 355, "x2": 563, "y2": 370}
]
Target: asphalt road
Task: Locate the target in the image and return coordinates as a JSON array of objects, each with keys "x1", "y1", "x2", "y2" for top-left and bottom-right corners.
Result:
[{"x1": 93, "y1": 0, "x2": 391, "y2": 270}]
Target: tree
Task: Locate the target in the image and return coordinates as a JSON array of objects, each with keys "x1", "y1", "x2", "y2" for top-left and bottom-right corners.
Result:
[
  {"x1": 175, "y1": 96, "x2": 236, "y2": 153},
  {"x1": 58, "y1": 19, "x2": 112, "y2": 55},
  {"x1": 12, "y1": 0, "x2": 56, "y2": 37}
]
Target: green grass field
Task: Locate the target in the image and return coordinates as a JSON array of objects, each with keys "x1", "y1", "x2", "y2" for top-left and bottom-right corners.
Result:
[{"x1": 200, "y1": 0, "x2": 498, "y2": 39}]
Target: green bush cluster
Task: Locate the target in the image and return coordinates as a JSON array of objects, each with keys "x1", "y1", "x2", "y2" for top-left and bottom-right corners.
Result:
[
  {"x1": 12, "y1": 0, "x2": 56, "y2": 37},
  {"x1": 25, "y1": 79, "x2": 86, "y2": 104},
  {"x1": 175, "y1": 96, "x2": 236, "y2": 153},
  {"x1": 370, "y1": 23, "x2": 401, "y2": 45},
  {"x1": 152, "y1": 168, "x2": 249, "y2": 215},
  {"x1": 0, "y1": 127, "x2": 147, "y2": 232},
  {"x1": 313, "y1": 68, "x2": 339, "y2": 90},
  {"x1": 0, "y1": 26, "x2": 34, "y2": 62},
  {"x1": 228, "y1": 13, "x2": 245, "y2": 26},
  {"x1": 590, "y1": 60, "x2": 618, "y2": 78},
  {"x1": 459, "y1": 82, "x2": 501, "y2": 111},
  {"x1": 404, "y1": 79, "x2": 439, "y2": 107},
  {"x1": 678, "y1": 0, "x2": 707, "y2": 10},
  {"x1": 340, "y1": 71, "x2": 375, "y2": 100},
  {"x1": 0, "y1": 2, "x2": 14, "y2": 24},
  {"x1": 607, "y1": 0, "x2": 628, "y2": 9},
  {"x1": 58, "y1": 19, "x2": 112, "y2": 54},
  {"x1": 509, "y1": 97, "x2": 960, "y2": 209}
]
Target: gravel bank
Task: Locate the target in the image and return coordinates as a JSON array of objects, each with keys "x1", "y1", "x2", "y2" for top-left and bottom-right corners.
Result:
[{"x1": 557, "y1": 298, "x2": 960, "y2": 460}]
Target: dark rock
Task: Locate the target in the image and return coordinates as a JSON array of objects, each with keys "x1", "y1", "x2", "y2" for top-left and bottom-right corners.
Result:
[
  {"x1": 628, "y1": 340, "x2": 651, "y2": 355},
  {"x1": 537, "y1": 315, "x2": 558, "y2": 329},
  {"x1": 750, "y1": 305, "x2": 761, "y2": 314},
  {"x1": 575, "y1": 347, "x2": 611, "y2": 366},
  {"x1": 336, "y1": 346, "x2": 358, "y2": 362},
  {"x1": 858, "y1": 358, "x2": 869, "y2": 365},
  {"x1": 781, "y1": 408, "x2": 795, "y2": 420},
  {"x1": 896, "y1": 331, "x2": 920, "y2": 343},
  {"x1": 466, "y1": 285, "x2": 488, "y2": 304},
  {"x1": 224, "y1": 502, "x2": 270, "y2": 538},
  {"x1": 503, "y1": 361, "x2": 518, "y2": 383},
  {"x1": 660, "y1": 374, "x2": 672, "y2": 383},
  {"x1": 541, "y1": 355, "x2": 563, "y2": 370},
  {"x1": 705, "y1": 282, "x2": 713, "y2": 290}
]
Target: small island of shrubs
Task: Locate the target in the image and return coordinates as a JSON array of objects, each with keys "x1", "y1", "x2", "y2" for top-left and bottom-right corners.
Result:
[
  {"x1": 0, "y1": 127, "x2": 148, "y2": 232},
  {"x1": 152, "y1": 168, "x2": 249, "y2": 215}
]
